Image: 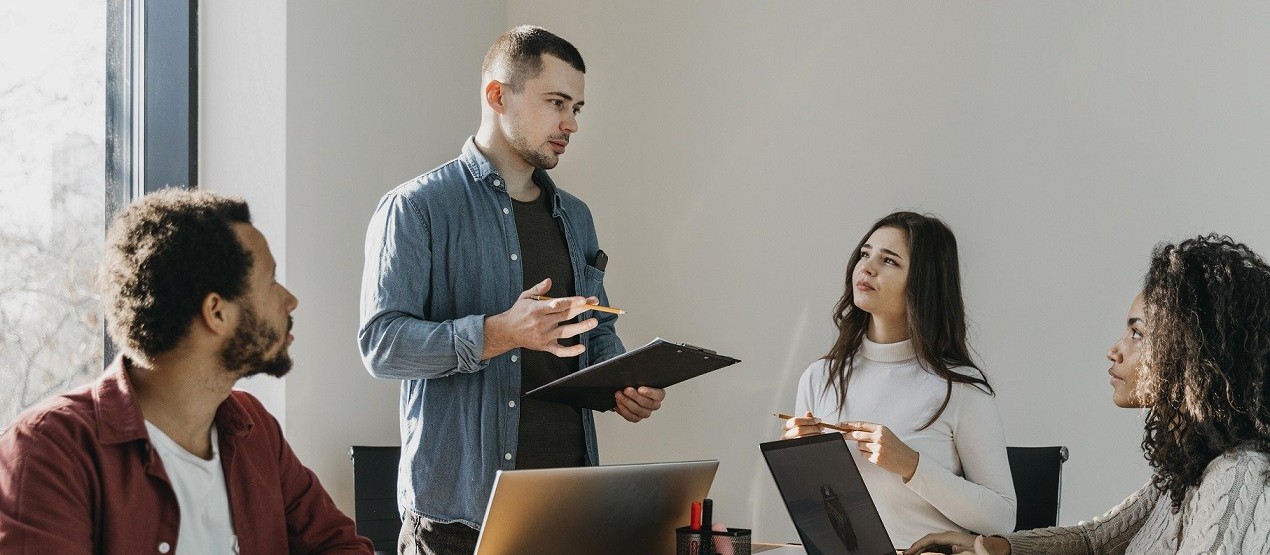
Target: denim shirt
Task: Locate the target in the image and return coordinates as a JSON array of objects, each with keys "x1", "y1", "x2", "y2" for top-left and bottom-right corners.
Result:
[{"x1": 358, "y1": 138, "x2": 625, "y2": 528}]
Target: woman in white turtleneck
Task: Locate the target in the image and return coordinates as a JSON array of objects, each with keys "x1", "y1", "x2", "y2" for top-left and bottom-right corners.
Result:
[{"x1": 783, "y1": 211, "x2": 1016, "y2": 548}]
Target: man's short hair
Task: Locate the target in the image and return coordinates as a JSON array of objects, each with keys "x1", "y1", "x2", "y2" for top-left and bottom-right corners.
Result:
[
  {"x1": 100, "y1": 189, "x2": 253, "y2": 365},
  {"x1": 482, "y1": 25, "x2": 585, "y2": 92}
]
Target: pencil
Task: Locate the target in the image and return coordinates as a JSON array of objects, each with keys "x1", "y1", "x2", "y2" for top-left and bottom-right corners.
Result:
[
  {"x1": 532, "y1": 295, "x2": 626, "y2": 315},
  {"x1": 773, "y1": 412, "x2": 853, "y2": 433}
]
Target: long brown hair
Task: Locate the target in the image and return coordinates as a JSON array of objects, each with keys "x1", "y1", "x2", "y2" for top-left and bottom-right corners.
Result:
[
  {"x1": 1140, "y1": 234, "x2": 1270, "y2": 510},
  {"x1": 823, "y1": 211, "x2": 992, "y2": 430}
]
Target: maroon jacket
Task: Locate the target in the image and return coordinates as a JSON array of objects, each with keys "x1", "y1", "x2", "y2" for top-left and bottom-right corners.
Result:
[{"x1": 0, "y1": 356, "x2": 373, "y2": 554}]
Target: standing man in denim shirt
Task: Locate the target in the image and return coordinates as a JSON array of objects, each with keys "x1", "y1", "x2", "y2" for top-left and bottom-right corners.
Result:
[{"x1": 358, "y1": 26, "x2": 666, "y2": 555}]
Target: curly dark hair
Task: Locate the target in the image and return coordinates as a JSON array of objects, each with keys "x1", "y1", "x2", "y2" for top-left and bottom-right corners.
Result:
[
  {"x1": 100, "y1": 189, "x2": 253, "y2": 365},
  {"x1": 1140, "y1": 233, "x2": 1270, "y2": 510}
]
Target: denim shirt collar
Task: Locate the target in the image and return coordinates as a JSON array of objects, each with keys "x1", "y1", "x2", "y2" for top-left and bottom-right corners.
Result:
[{"x1": 459, "y1": 137, "x2": 563, "y2": 214}]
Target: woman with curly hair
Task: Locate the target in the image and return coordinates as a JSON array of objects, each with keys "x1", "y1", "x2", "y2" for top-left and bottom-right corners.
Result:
[{"x1": 909, "y1": 234, "x2": 1270, "y2": 555}]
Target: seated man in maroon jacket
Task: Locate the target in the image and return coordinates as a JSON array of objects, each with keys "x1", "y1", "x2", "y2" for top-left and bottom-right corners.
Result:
[{"x1": 0, "y1": 189, "x2": 372, "y2": 554}]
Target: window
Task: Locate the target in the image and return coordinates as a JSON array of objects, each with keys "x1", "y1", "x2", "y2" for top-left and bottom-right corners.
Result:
[
  {"x1": 0, "y1": 0, "x2": 196, "y2": 428},
  {"x1": 0, "y1": 1, "x2": 106, "y2": 427}
]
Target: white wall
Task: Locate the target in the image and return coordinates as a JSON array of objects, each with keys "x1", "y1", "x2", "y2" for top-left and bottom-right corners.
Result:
[
  {"x1": 200, "y1": 0, "x2": 288, "y2": 420},
  {"x1": 284, "y1": 0, "x2": 506, "y2": 515},
  {"x1": 205, "y1": 0, "x2": 1270, "y2": 544},
  {"x1": 511, "y1": 0, "x2": 1270, "y2": 543}
]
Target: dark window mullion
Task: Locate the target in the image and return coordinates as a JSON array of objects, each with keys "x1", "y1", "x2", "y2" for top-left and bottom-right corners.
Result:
[
  {"x1": 103, "y1": 0, "x2": 198, "y2": 365},
  {"x1": 142, "y1": 0, "x2": 197, "y2": 194}
]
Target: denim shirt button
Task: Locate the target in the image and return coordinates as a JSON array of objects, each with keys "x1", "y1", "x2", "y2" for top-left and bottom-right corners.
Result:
[
  {"x1": 510, "y1": 354, "x2": 518, "y2": 362},
  {"x1": 510, "y1": 254, "x2": 518, "y2": 261},
  {"x1": 508, "y1": 400, "x2": 515, "y2": 408},
  {"x1": 504, "y1": 452, "x2": 513, "y2": 461},
  {"x1": 502, "y1": 207, "x2": 509, "y2": 215},
  {"x1": 493, "y1": 178, "x2": 502, "y2": 187}
]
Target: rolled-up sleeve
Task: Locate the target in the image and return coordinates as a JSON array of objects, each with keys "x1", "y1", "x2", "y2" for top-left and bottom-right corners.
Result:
[{"x1": 358, "y1": 191, "x2": 489, "y2": 380}]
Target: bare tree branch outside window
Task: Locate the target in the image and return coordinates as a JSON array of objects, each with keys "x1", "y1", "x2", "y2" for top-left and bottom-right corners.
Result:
[{"x1": 1, "y1": 1, "x2": 106, "y2": 429}]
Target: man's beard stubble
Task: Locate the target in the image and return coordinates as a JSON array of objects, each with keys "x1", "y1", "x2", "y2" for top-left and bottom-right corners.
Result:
[
  {"x1": 221, "y1": 305, "x2": 293, "y2": 379},
  {"x1": 510, "y1": 131, "x2": 561, "y2": 170},
  {"x1": 521, "y1": 147, "x2": 557, "y2": 170}
]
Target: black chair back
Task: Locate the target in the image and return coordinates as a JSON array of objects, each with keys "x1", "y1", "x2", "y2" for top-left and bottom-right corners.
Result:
[
  {"x1": 1006, "y1": 445, "x2": 1069, "y2": 531},
  {"x1": 350, "y1": 445, "x2": 402, "y2": 554}
]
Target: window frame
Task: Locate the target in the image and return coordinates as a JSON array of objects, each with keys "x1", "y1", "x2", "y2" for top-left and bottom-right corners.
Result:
[{"x1": 104, "y1": 0, "x2": 199, "y2": 362}]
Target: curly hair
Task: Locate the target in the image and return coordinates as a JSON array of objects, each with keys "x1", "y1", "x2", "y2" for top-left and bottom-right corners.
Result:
[
  {"x1": 100, "y1": 189, "x2": 253, "y2": 365},
  {"x1": 1140, "y1": 234, "x2": 1270, "y2": 510}
]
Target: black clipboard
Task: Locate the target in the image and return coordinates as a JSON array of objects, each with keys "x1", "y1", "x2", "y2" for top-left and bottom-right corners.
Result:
[{"x1": 523, "y1": 338, "x2": 741, "y2": 412}]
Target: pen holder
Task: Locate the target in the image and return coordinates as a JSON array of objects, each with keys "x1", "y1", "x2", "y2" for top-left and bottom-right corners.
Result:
[{"x1": 675, "y1": 526, "x2": 752, "y2": 555}]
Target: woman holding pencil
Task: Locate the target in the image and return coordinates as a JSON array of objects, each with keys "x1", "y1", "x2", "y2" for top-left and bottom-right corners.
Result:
[{"x1": 783, "y1": 211, "x2": 1016, "y2": 547}]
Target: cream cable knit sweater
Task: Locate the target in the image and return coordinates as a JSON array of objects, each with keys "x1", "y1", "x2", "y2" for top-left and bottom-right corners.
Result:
[{"x1": 1005, "y1": 447, "x2": 1270, "y2": 554}]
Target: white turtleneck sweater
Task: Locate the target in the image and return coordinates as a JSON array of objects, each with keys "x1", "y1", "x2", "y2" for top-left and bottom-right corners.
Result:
[{"x1": 794, "y1": 338, "x2": 1017, "y2": 548}]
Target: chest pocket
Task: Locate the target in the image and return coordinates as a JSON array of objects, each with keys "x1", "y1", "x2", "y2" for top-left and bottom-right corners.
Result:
[{"x1": 580, "y1": 263, "x2": 605, "y2": 299}]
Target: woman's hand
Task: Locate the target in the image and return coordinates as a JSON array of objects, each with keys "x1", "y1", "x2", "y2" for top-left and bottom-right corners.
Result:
[
  {"x1": 840, "y1": 421, "x2": 920, "y2": 481},
  {"x1": 782, "y1": 411, "x2": 824, "y2": 439},
  {"x1": 906, "y1": 532, "x2": 1010, "y2": 555}
]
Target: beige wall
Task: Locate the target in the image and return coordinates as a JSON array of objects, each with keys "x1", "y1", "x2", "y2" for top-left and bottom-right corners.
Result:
[
  {"x1": 200, "y1": 0, "x2": 288, "y2": 421},
  {"x1": 282, "y1": 0, "x2": 507, "y2": 516},
  {"x1": 513, "y1": 0, "x2": 1270, "y2": 542},
  {"x1": 204, "y1": 0, "x2": 1270, "y2": 542}
]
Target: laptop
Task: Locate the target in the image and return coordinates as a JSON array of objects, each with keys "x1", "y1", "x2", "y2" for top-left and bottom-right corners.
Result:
[
  {"x1": 760, "y1": 434, "x2": 896, "y2": 555},
  {"x1": 474, "y1": 460, "x2": 719, "y2": 555}
]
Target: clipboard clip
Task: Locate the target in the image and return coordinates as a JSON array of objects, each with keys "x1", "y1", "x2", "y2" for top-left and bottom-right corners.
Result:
[{"x1": 680, "y1": 343, "x2": 717, "y2": 355}]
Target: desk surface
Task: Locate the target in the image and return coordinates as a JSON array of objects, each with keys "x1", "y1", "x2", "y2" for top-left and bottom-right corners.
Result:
[{"x1": 752, "y1": 543, "x2": 804, "y2": 553}]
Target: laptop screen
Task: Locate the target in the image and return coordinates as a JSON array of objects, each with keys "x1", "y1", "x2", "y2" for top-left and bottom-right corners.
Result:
[
  {"x1": 474, "y1": 460, "x2": 718, "y2": 555},
  {"x1": 761, "y1": 434, "x2": 896, "y2": 555}
]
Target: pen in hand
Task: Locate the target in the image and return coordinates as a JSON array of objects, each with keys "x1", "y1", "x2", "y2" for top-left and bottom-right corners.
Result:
[
  {"x1": 773, "y1": 412, "x2": 853, "y2": 433},
  {"x1": 532, "y1": 295, "x2": 626, "y2": 315}
]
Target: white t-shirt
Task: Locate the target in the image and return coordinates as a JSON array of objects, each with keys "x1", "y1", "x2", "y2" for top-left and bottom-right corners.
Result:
[
  {"x1": 794, "y1": 337, "x2": 1017, "y2": 548},
  {"x1": 145, "y1": 421, "x2": 239, "y2": 555}
]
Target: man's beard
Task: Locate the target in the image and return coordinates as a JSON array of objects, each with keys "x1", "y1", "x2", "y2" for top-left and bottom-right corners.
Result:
[
  {"x1": 520, "y1": 147, "x2": 557, "y2": 170},
  {"x1": 510, "y1": 131, "x2": 560, "y2": 170},
  {"x1": 221, "y1": 305, "x2": 293, "y2": 379}
]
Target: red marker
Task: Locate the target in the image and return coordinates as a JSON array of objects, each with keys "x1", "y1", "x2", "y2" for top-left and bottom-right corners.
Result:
[{"x1": 690, "y1": 501, "x2": 702, "y2": 530}]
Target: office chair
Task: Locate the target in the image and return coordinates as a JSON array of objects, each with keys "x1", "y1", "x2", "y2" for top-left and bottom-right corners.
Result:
[
  {"x1": 349, "y1": 445, "x2": 402, "y2": 554},
  {"x1": 1006, "y1": 445, "x2": 1069, "y2": 531}
]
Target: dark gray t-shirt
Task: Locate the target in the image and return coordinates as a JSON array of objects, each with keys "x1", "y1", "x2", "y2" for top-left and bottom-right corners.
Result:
[{"x1": 511, "y1": 189, "x2": 585, "y2": 469}]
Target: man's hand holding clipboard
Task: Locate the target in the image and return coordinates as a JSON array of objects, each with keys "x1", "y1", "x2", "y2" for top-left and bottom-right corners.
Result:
[{"x1": 612, "y1": 386, "x2": 666, "y2": 422}]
